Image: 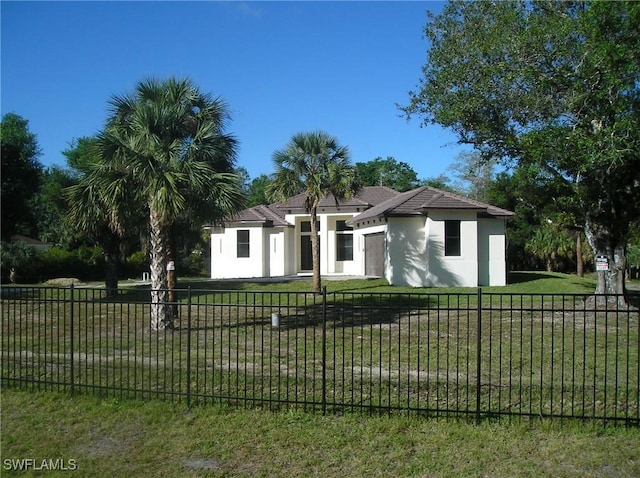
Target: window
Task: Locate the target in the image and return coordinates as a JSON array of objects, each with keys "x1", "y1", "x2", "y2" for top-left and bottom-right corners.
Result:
[
  {"x1": 336, "y1": 220, "x2": 352, "y2": 231},
  {"x1": 301, "y1": 220, "x2": 320, "y2": 232},
  {"x1": 336, "y1": 220, "x2": 354, "y2": 261},
  {"x1": 337, "y1": 234, "x2": 353, "y2": 261},
  {"x1": 237, "y1": 230, "x2": 250, "y2": 258},
  {"x1": 444, "y1": 220, "x2": 461, "y2": 256}
]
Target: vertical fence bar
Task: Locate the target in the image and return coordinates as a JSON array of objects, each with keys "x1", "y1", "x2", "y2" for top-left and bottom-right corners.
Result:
[
  {"x1": 69, "y1": 284, "x2": 75, "y2": 397},
  {"x1": 186, "y1": 287, "x2": 192, "y2": 408},
  {"x1": 476, "y1": 288, "x2": 482, "y2": 424},
  {"x1": 321, "y1": 286, "x2": 327, "y2": 415}
]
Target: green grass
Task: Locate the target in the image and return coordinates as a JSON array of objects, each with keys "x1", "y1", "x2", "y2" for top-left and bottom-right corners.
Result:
[
  {"x1": 174, "y1": 270, "x2": 600, "y2": 295},
  {"x1": 1, "y1": 273, "x2": 639, "y2": 476},
  {"x1": 1, "y1": 389, "x2": 639, "y2": 477},
  {"x1": 2, "y1": 271, "x2": 638, "y2": 422}
]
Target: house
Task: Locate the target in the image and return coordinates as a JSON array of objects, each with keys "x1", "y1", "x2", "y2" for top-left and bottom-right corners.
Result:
[
  {"x1": 209, "y1": 185, "x2": 514, "y2": 287},
  {"x1": 11, "y1": 235, "x2": 53, "y2": 251}
]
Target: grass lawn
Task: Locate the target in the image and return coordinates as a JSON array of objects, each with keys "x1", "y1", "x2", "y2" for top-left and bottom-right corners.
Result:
[
  {"x1": 2, "y1": 389, "x2": 639, "y2": 478},
  {"x1": 173, "y1": 270, "x2": 603, "y2": 295},
  {"x1": 2, "y1": 272, "x2": 639, "y2": 476}
]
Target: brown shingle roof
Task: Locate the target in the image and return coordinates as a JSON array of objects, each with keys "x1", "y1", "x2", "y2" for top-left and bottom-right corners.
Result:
[
  {"x1": 228, "y1": 204, "x2": 290, "y2": 227},
  {"x1": 220, "y1": 186, "x2": 512, "y2": 228},
  {"x1": 276, "y1": 186, "x2": 399, "y2": 210},
  {"x1": 348, "y1": 186, "x2": 514, "y2": 225}
]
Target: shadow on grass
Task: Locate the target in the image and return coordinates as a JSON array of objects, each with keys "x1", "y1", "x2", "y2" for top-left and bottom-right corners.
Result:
[
  {"x1": 204, "y1": 293, "x2": 441, "y2": 331},
  {"x1": 508, "y1": 271, "x2": 557, "y2": 284}
]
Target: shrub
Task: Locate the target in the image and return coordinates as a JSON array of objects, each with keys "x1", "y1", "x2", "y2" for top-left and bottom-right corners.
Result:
[{"x1": 123, "y1": 251, "x2": 149, "y2": 279}]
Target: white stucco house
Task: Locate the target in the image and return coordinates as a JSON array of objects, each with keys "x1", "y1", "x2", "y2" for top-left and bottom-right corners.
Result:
[{"x1": 208, "y1": 185, "x2": 514, "y2": 287}]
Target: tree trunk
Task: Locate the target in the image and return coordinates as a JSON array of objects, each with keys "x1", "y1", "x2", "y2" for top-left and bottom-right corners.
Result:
[
  {"x1": 103, "y1": 233, "x2": 120, "y2": 297},
  {"x1": 310, "y1": 206, "x2": 321, "y2": 293},
  {"x1": 104, "y1": 250, "x2": 119, "y2": 298},
  {"x1": 576, "y1": 231, "x2": 584, "y2": 277},
  {"x1": 149, "y1": 206, "x2": 171, "y2": 331},
  {"x1": 167, "y1": 225, "x2": 178, "y2": 321},
  {"x1": 584, "y1": 216, "x2": 627, "y2": 308}
]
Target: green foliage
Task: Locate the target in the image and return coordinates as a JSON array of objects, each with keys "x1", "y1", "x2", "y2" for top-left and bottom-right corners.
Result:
[
  {"x1": 268, "y1": 131, "x2": 358, "y2": 206},
  {"x1": 525, "y1": 226, "x2": 575, "y2": 273},
  {"x1": 121, "y1": 251, "x2": 148, "y2": 279},
  {"x1": 246, "y1": 174, "x2": 272, "y2": 207},
  {"x1": 0, "y1": 242, "x2": 104, "y2": 283},
  {"x1": 355, "y1": 156, "x2": 420, "y2": 192},
  {"x1": 403, "y1": 0, "x2": 640, "y2": 293},
  {"x1": 0, "y1": 241, "x2": 40, "y2": 283},
  {"x1": 0, "y1": 113, "x2": 43, "y2": 239},
  {"x1": 446, "y1": 151, "x2": 497, "y2": 202},
  {"x1": 268, "y1": 131, "x2": 358, "y2": 292},
  {"x1": 32, "y1": 165, "x2": 79, "y2": 247},
  {"x1": 99, "y1": 77, "x2": 244, "y2": 229}
]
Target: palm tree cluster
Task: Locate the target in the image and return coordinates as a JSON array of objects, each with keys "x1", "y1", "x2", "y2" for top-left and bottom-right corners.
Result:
[
  {"x1": 67, "y1": 77, "x2": 243, "y2": 330},
  {"x1": 66, "y1": 77, "x2": 360, "y2": 327}
]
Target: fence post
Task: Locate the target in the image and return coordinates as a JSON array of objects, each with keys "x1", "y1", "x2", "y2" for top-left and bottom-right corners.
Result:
[
  {"x1": 476, "y1": 288, "x2": 482, "y2": 424},
  {"x1": 69, "y1": 284, "x2": 75, "y2": 397},
  {"x1": 186, "y1": 286, "x2": 192, "y2": 408},
  {"x1": 321, "y1": 286, "x2": 327, "y2": 416}
]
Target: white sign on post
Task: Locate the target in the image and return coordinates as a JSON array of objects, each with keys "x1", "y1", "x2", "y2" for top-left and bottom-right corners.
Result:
[
  {"x1": 166, "y1": 260, "x2": 175, "y2": 271},
  {"x1": 595, "y1": 256, "x2": 609, "y2": 271}
]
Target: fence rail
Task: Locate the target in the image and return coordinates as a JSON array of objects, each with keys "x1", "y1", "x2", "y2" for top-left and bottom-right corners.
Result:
[{"x1": 1, "y1": 285, "x2": 638, "y2": 425}]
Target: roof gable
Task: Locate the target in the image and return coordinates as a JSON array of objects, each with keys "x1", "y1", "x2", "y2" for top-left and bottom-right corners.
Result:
[
  {"x1": 215, "y1": 185, "x2": 513, "y2": 228},
  {"x1": 227, "y1": 204, "x2": 290, "y2": 227},
  {"x1": 222, "y1": 186, "x2": 401, "y2": 227},
  {"x1": 348, "y1": 186, "x2": 514, "y2": 225}
]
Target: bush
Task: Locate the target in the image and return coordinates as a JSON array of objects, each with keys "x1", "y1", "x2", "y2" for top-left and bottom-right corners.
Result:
[
  {"x1": 123, "y1": 251, "x2": 149, "y2": 279},
  {"x1": 0, "y1": 242, "x2": 105, "y2": 284},
  {"x1": 1, "y1": 241, "x2": 41, "y2": 283}
]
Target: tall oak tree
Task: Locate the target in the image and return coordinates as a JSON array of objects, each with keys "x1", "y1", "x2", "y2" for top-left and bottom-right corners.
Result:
[{"x1": 402, "y1": 0, "x2": 640, "y2": 302}]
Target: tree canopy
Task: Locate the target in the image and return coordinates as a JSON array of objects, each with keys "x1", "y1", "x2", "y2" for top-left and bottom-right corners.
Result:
[
  {"x1": 355, "y1": 156, "x2": 420, "y2": 192},
  {"x1": 1, "y1": 113, "x2": 43, "y2": 240},
  {"x1": 268, "y1": 131, "x2": 358, "y2": 292},
  {"x1": 402, "y1": 0, "x2": 640, "y2": 299},
  {"x1": 82, "y1": 77, "x2": 243, "y2": 328}
]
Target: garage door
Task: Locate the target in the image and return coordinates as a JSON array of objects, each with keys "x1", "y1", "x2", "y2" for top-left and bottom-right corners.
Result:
[{"x1": 364, "y1": 233, "x2": 385, "y2": 277}]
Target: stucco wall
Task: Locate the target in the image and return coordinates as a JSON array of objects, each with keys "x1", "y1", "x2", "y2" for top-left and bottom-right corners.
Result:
[
  {"x1": 425, "y1": 211, "x2": 478, "y2": 287},
  {"x1": 477, "y1": 218, "x2": 507, "y2": 286},
  {"x1": 386, "y1": 216, "x2": 427, "y2": 287},
  {"x1": 210, "y1": 226, "x2": 265, "y2": 279},
  {"x1": 384, "y1": 212, "x2": 481, "y2": 288}
]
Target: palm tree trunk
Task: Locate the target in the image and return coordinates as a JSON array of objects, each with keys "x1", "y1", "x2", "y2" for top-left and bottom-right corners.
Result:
[
  {"x1": 104, "y1": 250, "x2": 119, "y2": 298},
  {"x1": 310, "y1": 206, "x2": 321, "y2": 293},
  {"x1": 103, "y1": 232, "x2": 120, "y2": 297},
  {"x1": 149, "y1": 206, "x2": 171, "y2": 331}
]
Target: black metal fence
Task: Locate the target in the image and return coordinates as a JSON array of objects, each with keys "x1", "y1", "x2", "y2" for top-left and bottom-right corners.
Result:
[{"x1": 1, "y1": 285, "x2": 638, "y2": 425}]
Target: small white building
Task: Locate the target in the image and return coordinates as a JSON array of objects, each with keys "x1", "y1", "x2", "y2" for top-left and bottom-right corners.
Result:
[{"x1": 209, "y1": 186, "x2": 514, "y2": 287}]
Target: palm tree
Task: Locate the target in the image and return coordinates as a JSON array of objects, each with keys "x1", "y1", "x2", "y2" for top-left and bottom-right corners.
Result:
[
  {"x1": 64, "y1": 137, "x2": 139, "y2": 296},
  {"x1": 268, "y1": 131, "x2": 359, "y2": 292},
  {"x1": 97, "y1": 77, "x2": 243, "y2": 330},
  {"x1": 525, "y1": 225, "x2": 574, "y2": 272}
]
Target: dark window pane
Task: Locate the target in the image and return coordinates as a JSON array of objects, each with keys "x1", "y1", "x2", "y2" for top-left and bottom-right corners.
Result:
[
  {"x1": 237, "y1": 229, "x2": 250, "y2": 258},
  {"x1": 301, "y1": 221, "x2": 320, "y2": 232},
  {"x1": 336, "y1": 220, "x2": 353, "y2": 232},
  {"x1": 444, "y1": 220, "x2": 461, "y2": 256},
  {"x1": 337, "y1": 234, "x2": 353, "y2": 261}
]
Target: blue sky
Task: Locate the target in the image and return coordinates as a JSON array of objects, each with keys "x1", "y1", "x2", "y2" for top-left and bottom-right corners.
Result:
[{"x1": 1, "y1": 1, "x2": 470, "y2": 182}]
